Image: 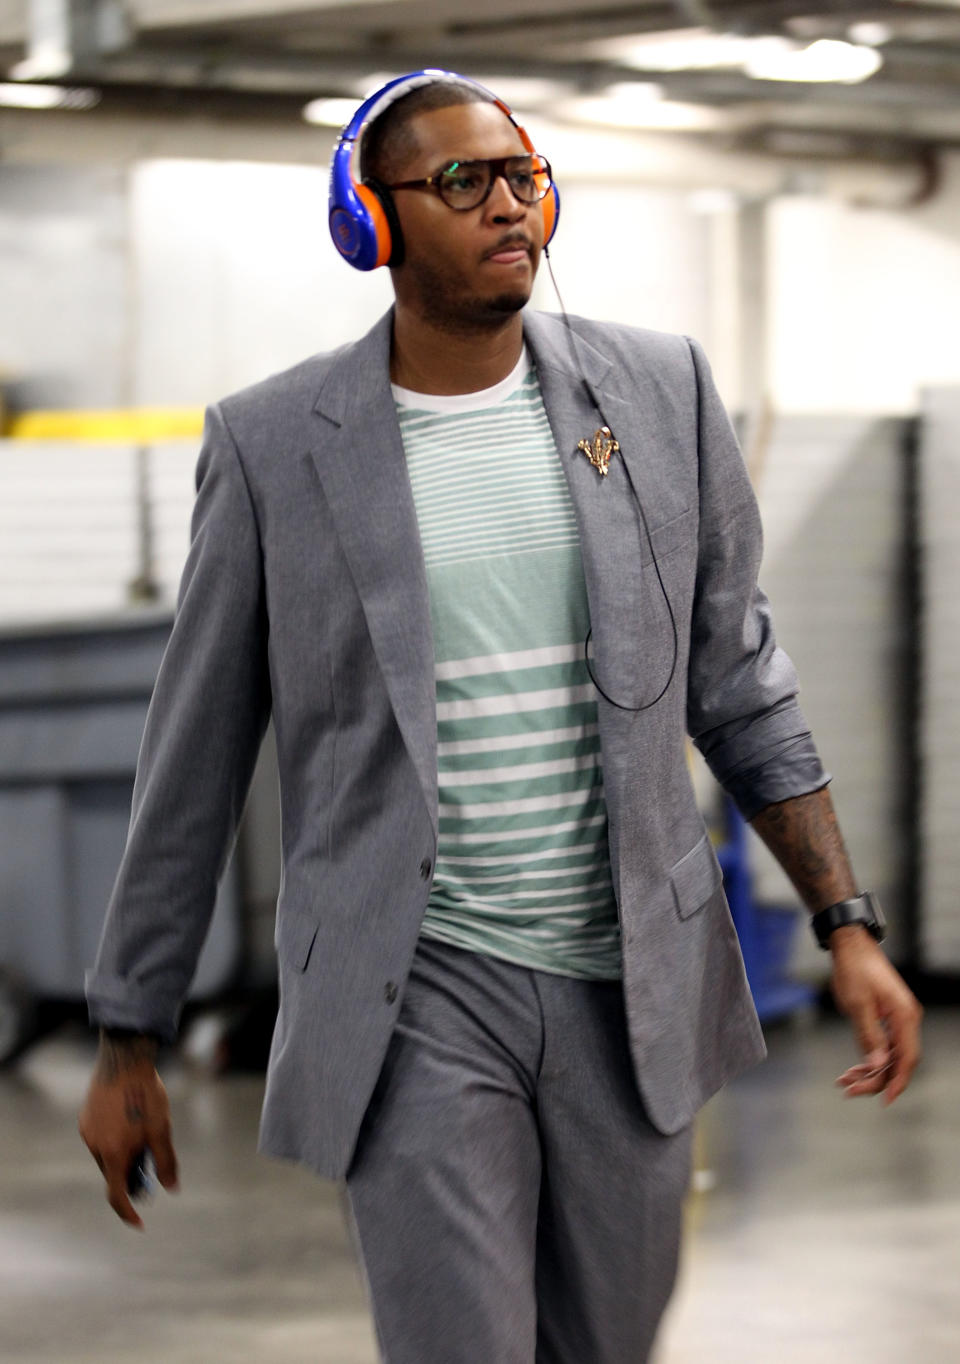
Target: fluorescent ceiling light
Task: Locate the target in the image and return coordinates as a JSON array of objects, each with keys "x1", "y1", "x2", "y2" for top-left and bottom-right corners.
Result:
[
  {"x1": 302, "y1": 97, "x2": 361, "y2": 128},
  {"x1": 847, "y1": 22, "x2": 892, "y2": 47},
  {"x1": 569, "y1": 85, "x2": 722, "y2": 132},
  {"x1": 567, "y1": 26, "x2": 882, "y2": 84},
  {"x1": 0, "y1": 82, "x2": 100, "y2": 110},
  {"x1": 585, "y1": 28, "x2": 758, "y2": 72},
  {"x1": 688, "y1": 188, "x2": 740, "y2": 214},
  {"x1": 745, "y1": 38, "x2": 882, "y2": 83}
]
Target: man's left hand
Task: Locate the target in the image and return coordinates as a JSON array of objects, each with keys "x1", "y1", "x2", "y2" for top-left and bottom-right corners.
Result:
[{"x1": 830, "y1": 925, "x2": 923, "y2": 1105}]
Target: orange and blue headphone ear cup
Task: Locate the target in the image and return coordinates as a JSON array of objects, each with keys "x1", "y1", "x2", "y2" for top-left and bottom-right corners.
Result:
[
  {"x1": 541, "y1": 181, "x2": 560, "y2": 247},
  {"x1": 328, "y1": 71, "x2": 431, "y2": 270},
  {"x1": 329, "y1": 154, "x2": 390, "y2": 270},
  {"x1": 328, "y1": 177, "x2": 402, "y2": 270},
  {"x1": 361, "y1": 178, "x2": 405, "y2": 268}
]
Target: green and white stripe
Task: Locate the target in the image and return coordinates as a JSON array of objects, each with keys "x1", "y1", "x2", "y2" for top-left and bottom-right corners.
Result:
[{"x1": 396, "y1": 355, "x2": 621, "y2": 980}]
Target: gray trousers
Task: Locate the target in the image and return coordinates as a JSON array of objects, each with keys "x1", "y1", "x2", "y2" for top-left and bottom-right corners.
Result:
[{"x1": 345, "y1": 937, "x2": 692, "y2": 1363}]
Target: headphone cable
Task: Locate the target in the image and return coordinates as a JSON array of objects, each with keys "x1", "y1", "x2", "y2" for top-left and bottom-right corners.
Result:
[{"x1": 542, "y1": 245, "x2": 679, "y2": 713}]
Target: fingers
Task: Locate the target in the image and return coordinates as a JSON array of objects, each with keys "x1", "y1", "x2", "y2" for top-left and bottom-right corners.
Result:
[
  {"x1": 849, "y1": 1003, "x2": 888, "y2": 1074},
  {"x1": 835, "y1": 1054, "x2": 894, "y2": 1097},
  {"x1": 834, "y1": 999, "x2": 923, "y2": 1105},
  {"x1": 879, "y1": 996, "x2": 923, "y2": 1105},
  {"x1": 150, "y1": 1122, "x2": 180, "y2": 1193},
  {"x1": 104, "y1": 1153, "x2": 145, "y2": 1231},
  {"x1": 835, "y1": 1000, "x2": 889, "y2": 1096}
]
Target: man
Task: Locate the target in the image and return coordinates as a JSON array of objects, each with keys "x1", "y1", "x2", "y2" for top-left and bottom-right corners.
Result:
[{"x1": 80, "y1": 71, "x2": 922, "y2": 1363}]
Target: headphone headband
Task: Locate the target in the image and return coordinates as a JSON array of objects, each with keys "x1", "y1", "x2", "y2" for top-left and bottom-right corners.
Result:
[{"x1": 328, "y1": 69, "x2": 559, "y2": 271}]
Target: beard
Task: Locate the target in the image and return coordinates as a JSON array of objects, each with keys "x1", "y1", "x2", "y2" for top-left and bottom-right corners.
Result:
[{"x1": 403, "y1": 249, "x2": 534, "y2": 336}]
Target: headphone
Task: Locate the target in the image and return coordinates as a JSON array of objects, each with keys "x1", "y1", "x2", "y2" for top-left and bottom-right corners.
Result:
[{"x1": 328, "y1": 69, "x2": 560, "y2": 271}]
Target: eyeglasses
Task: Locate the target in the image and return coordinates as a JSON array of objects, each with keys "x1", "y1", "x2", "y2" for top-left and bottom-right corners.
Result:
[{"x1": 386, "y1": 155, "x2": 553, "y2": 212}]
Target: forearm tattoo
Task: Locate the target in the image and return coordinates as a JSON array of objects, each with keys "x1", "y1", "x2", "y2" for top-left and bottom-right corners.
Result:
[
  {"x1": 95, "y1": 1031, "x2": 158, "y2": 1083},
  {"x1": 750, "y1": 787, "x2": 857, "y2": 912}
]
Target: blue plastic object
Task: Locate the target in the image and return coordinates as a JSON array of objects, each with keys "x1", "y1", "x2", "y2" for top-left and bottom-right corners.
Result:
[{"x1": 715, "y1": 798, "x2": 815, "y2": 1023}]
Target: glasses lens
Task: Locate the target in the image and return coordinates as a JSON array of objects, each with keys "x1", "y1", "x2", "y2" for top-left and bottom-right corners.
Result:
[
  {"x1": 529, "y1": 156, "x2": 552, "y2": 202},
  {"x1": 437, "y1": 161, "x2": 490, "y2": 209},
  {"x1": 504, "y1": 156, "x2": 544, "y2": 204}
]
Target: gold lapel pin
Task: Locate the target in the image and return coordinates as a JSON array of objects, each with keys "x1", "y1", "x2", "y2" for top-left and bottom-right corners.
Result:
[{"x1": 577, "y1": 427, "x2": 619, "y2": 478}]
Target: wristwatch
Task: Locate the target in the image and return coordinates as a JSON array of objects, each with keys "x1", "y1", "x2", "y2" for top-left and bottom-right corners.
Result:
[{"x1": 811, "y1": 890, "x2": 887, "y2": 950}]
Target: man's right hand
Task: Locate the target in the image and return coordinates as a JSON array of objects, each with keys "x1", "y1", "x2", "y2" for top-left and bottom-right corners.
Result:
[{"x1": 78, "y1": 1030, "x2": 180, "y2": 1230}]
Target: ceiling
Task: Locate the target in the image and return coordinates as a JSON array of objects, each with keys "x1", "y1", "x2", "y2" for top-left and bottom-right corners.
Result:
[{"x1": 3, "y1": 0, "x2": 960, "y2": 163}]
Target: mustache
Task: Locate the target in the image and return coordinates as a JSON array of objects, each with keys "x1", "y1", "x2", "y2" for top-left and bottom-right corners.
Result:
[{"x1": 484, "y1": 232, "x2": 534, "y2": 258}]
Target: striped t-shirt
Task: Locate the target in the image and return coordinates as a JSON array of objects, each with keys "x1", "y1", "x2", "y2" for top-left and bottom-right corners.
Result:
[{"x1": 394, "y1": 349, "x2": 621, "y2": 980}]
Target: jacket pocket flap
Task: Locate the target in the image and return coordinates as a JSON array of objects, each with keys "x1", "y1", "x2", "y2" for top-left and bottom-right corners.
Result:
[
  {"x1": 276, "y1": 907, "x2": 320, "y2": 972},
  {"x1": 670, "y1": 833, "x2": 722, "y2": 920}
]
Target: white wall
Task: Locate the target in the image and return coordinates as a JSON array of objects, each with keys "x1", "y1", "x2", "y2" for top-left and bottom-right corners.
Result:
[
  {"x1": 0, "y1": 164, "x2": 129, "y2": 408},
  {"x1": 530, "y1": 180, "x2": 712, "y2": 343},
  {"x1": 130, "y1": 159, "x2": 393, "y2": 404},
  {"x1": 767, "y1": 151, "x2": 960, "y2": 414}
]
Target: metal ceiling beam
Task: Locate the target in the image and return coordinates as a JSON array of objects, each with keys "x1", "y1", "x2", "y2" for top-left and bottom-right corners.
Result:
[
  {"x1": 14, "y1": 0, "x2": 130, "y2": 77},
  {"x1": 139, "y1": 0, "x2": 403, "y2": 17}
]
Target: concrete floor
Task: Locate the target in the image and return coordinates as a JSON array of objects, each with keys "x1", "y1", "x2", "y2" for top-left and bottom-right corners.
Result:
[{"x1": 1, "y1": 1008, "x2": 957, "y2": 1364}]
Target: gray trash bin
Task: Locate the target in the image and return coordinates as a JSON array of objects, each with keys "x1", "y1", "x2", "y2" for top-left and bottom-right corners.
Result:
[{"x1": 0, "y1": 611, "x2": 241, "y2": 1059}]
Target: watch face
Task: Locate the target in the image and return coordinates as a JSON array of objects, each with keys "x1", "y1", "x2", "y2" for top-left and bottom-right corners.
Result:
[
  {"x1": 862, "y1": 890, "x2": 887, "y2": 939},
  {"x1": 868, "y1": 892, "x2": 886, "y2": 930}
]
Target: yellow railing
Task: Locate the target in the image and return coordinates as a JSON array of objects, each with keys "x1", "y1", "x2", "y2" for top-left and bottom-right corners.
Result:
[{"x1": 1, "y1": 408, "x2": 205, "y2": 442}]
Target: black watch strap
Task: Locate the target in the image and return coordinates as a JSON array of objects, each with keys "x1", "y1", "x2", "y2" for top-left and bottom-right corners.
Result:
[{"x1": 811, "y1": 890, "x2": 886, "y2": 950}]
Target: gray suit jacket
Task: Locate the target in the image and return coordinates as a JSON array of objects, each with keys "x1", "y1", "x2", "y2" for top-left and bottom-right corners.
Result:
[{"x1": 87, "y1": 307, "x2": 827, "y2": 1179}]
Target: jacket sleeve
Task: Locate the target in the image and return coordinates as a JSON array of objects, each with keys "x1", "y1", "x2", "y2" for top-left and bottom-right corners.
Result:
[
  {"x1": 684, "y1": 336, "x2": 829, "y2": 820},
  {"x1": 85, "y1": 403, "x2": 272, "y2": 1041}
]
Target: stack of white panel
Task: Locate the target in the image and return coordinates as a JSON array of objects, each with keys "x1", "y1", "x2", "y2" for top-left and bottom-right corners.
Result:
[
  {"x1": 919, "y1": 388, "x2": 960, "y2": 970},
  {"x1": 0, "y1": 440, "x2": 196, "y2": 625},
  {"x1": 0, "y1": 443, "x2": 137, "y2": 622},
  {"x1": 747, "y1": 414, "x2": 910, "y2": 970}
]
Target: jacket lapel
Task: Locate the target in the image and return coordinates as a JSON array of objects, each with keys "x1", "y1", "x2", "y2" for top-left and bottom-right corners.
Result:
[
  {"x1": 524, "y1": 311, "x2": 683, "y2": 705},
  {"x1": 310, "y1": 310, "x2": 438, "y2": 833}
]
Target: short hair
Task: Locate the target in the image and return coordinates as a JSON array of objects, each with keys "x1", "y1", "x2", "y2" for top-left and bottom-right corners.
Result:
[{"x1": 361, "y1": 81, "x2": 495, "y2": 185}]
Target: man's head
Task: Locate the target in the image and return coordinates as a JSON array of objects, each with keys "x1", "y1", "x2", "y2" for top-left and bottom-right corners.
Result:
[
  {"x1": 329, "y1": 72, "x2": 558, "y2": 334},
  {"x1": 360, "y1": 81, "x2": 491, "y2": 188}
]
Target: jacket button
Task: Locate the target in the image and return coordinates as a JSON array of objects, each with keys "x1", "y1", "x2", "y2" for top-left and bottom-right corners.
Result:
[
  {"x1": 419, "y1": 857, "x2": 432, "y2": 879},
  {"x1": 384, "y1": 981, "x2": 398, "y2": 1005}
]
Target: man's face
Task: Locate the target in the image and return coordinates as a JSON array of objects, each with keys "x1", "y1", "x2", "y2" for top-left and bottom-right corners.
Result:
[{"x1": 388, "y1": 100, "x2": 545, "y2": 332}]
